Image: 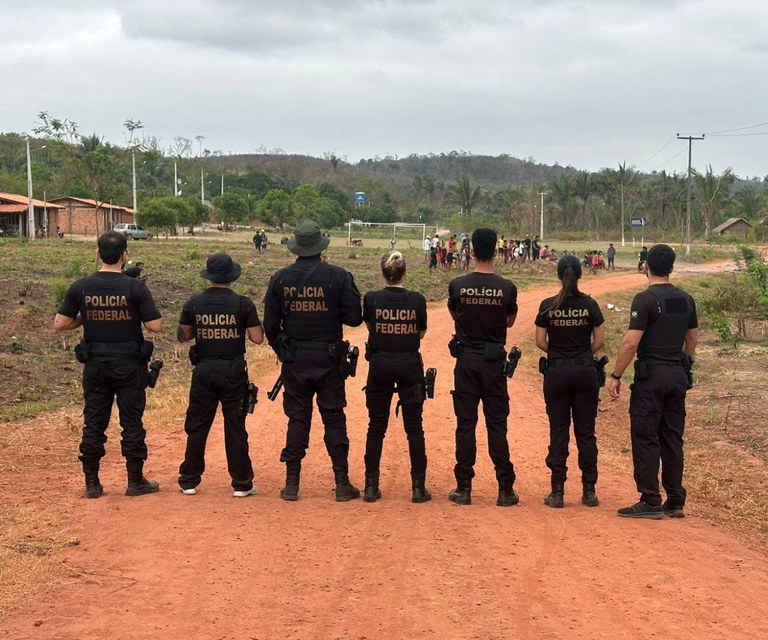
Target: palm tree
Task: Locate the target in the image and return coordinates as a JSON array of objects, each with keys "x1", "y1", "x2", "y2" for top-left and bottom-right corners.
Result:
[
  {"x1": 695, "y1": 165, "x2": 734, "y2": 237},
  {"x1": 447, "y1": 175, "x2": 483, "y2": 217}
]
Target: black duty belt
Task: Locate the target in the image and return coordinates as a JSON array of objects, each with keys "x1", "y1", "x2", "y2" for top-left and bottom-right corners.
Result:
[
  {"x1": 88, "y1": 341, "x2": 141, "y2": 358},
  {"x1": 294, "y1": 340, "x2": 334, "y2": 351},
  {"x1": 459, "y1": 346, "x2": 488, "y2": 355},
  {"x1": 197, "y1": 354, "x2": 245, "y2": 361},
  {"x1": 548, "y1": 358, "x2": 595, "y2": 368},
  {"x1": 641, "y1": 359, "x2": 685, "y2": 367},
  {"x1": 369, "y1": 348, "x2": 419, "y2": 357}
]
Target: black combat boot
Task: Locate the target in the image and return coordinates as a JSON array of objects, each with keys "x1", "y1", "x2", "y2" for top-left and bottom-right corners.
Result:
[
  {"x1": 363, "y1": 472, "x2": 381, "y2": 503},
  {"x1": 125, "y1": 459, "x2": 160, "y2": 496},
  {"x1": 544, "y1": 481, "x2": 565, "y2": 508},
  {"x1": 82, "y1": 460, "x2": 103, "y2": 499},
  {"x1": 333, "y1": 467, "x2": 361, "y2": 502},
  {"x1": 448, "y1": 481, "x2": 471, "y2": 505},
  {"x1": 497, "y1": 483, "x2": 520, "y2": 507},
  {"x1": 411, "y1": 473, "x2": 432, "y2": 504},
  {"x1": 582, "y1": 482, "x2": 599, "y2": 507},
  {"x1": 280, "y1": 464, "x2": 301, "y2": 501}
]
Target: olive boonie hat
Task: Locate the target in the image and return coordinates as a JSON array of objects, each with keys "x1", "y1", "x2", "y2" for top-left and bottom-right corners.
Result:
[
  {"x1": 557, "y1": 254, "x2": 582, "y2": 279},
  {"x1": 200, "y1": 252, "x2": 242, "y2": 283},
  {"x1": 286, "y1": 220, "x2": 330, "y2": 257}
]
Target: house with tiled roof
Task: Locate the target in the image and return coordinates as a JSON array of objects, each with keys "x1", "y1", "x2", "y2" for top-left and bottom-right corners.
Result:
[
  {"x1": 0, "y1": 192, "x2": 64, "y2": 237},
  {"x1": 48, "y1": 197, "x2": 134, "y2": 236}
]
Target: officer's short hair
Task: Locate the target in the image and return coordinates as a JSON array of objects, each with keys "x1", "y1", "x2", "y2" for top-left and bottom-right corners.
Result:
[
  {"x1": 98, "y1": 231, "x2": 128, "y2": 265},
  {"x1": 471, "y1": 228, "x2": 497, "y2": 261},
  {"x1": 646, "y1": 243, "x2": 675, "y2": 276}
]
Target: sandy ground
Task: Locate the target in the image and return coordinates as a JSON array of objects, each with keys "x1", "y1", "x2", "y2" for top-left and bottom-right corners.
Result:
[{"x1": 2, "y1": 264, "x2": 767, "y2": 640}]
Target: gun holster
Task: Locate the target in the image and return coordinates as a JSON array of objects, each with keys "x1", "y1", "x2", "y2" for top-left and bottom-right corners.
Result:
[
  {"x1": 189, "y1": 345, "x2": 200, "y2": 366},
  {"x1": 74, "y1": 340, "x2": 91, "y2": 363},
  {"x1": 682, "y1": 355, "x2": 694, "y2": 390},
  {"x1": 139, "y1": 340, "x2": 154, "y2": 364},
  {"x1": 634, "y1": 359, "x2": 651, "y2": 381},
  {"x1": 275, "y1": 333, "x2": 296, "y2": 363},
  {"x1": 594, "y1": 355, "x2": 609, "y2": 388},
  {"x1": 448, "y1": 335, "x2": 462, "y2": 358},
  {"x1": 538, "y1": 356, "x2": 548, "y2": 376}
]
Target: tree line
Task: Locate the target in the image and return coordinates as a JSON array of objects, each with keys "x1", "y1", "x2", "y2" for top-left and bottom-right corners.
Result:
[{"x1": 0, "y1": 113, "x2": 765, "y2": 239}]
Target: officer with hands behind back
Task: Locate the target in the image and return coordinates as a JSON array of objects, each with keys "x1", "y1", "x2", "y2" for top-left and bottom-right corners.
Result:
[
  {"x1": 447, "y1": 228, "x2": 519, "y2": 506},
  {"x1": 362, "y1": 250, "x2": 431, "y2": 503},
  {"x1": 177, "y1": 253, "x2": 264, "y2": 497},
  {"x1": 53, "y1": 231, "x2": 163, "y2": 498},
  {"x1": 608, "y1": 244, "x2": 698, "y2": 519},
  {"x1": 535, "y1": 254, "x2": 605, "y2": 509},
  {"x1": 263, "y1": 220, "x2": 363, "y2": 502}
]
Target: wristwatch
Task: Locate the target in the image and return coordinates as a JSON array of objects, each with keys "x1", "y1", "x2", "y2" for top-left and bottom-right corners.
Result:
[{"x1": 610, "y1": 372, "x2": 622, "y2": 381}]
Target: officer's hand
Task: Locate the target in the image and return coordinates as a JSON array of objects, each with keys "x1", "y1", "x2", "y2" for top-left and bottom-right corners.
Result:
[{"x1": 607, "y1": 377, "x2": 621, "y2": 399}]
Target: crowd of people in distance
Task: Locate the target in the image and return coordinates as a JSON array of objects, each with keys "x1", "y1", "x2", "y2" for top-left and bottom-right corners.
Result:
[{"x1": 424, "y1": 233, "x2": 566, "y2": 270}]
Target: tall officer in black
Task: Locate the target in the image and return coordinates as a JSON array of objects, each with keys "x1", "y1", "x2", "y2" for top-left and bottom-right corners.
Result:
[
  {"x1": 447, "y1": 228, "x2": 519, "y2": 506},
  {"x1": 53, "y1": 231, "x2": 163, "y2": 498},
  {"x1": 362, "y1": 250, "x2": 431, "y2": 503},
  {"x1": 263, "y1": 220, "x2": 364, "y2": 501},
  {"x1": 535, "y1": 255, "x2": 605, "y2": 508},
  {"x1": 177, "y1": 253, "x2": 264, "y2": 497},
  {"x1": 608, "y1": 244, "x2": 698, "y2": 519}
]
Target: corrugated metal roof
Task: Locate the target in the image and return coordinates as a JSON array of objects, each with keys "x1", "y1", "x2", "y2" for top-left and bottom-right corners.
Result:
[
  {"x1": 49, "y1": 196, "x2": 133, "y2": 213},
  {"x1": 0, "y1": 192, "x2": 65, "y2": 208}
]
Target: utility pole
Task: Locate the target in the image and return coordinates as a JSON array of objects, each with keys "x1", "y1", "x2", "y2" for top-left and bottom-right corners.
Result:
[
  {"x1": 26, "y1": 137, "x2": 34, "y2": 240},
  {"x1": 174, "y1": 161, "x2": 178, "y2": 196},
  {"x1": 195, "y1": 135, "x2": 206, "y2": 204},
  {"x1": 677, "y1": 133, "x2": 705, "y2": 257},
  {"x1": 538, "y1": 192, "x2": 547, "y2": 241},
  {"x1": 131, "y1": 148, "x2": 138, "y2": 213}
]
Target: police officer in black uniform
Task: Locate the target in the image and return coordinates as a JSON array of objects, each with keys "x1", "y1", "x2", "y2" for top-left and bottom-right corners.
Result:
[
  {"x1": 263, "y1": 220, "x2": 363, "y2": 501},
  {"x1": 177, "y1": 253, "x2": 264, "y2": 497},
  {"x1": 362, "y1": 250, "x2": 431, "y2": 503},
  {"x1": 447, "y1": 228, "x2": 519, "y2": 506},
  {"x1": 608, "y1": 244, "x2": 698, "y2": 519},
  {"x1": 535, "y1": 255, "x2": 605, "y2": 508},
  {"x1": 53, "y1": 231, "x2": 163, "y2": 498}
]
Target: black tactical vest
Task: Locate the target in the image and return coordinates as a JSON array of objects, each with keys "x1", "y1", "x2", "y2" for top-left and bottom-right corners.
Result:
[
  {"x1": 638, "y1": 285, "x2": 693, "y2": 362},
  {"x1": 81, "y1": 274, "x2": 141, "y2": 343},
  {"x1": 367, "y1": 289, "x2": 422, "y2": 353},
  {"x1": 191, "y1": 290, "x2": 245, "y2": 357}
]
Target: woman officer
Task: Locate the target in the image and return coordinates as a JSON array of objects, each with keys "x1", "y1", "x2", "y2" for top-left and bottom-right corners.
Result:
[
  {"x1": 534, "y1": 254, "x2": 605, "y2": 508},
  {"x1": 362, "y1": 250, "x2": 431, "y2": 503}
]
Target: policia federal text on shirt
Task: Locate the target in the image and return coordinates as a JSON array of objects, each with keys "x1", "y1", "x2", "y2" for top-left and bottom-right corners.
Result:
[
  {"x1": 177, "y1": 253, "x2": 264, "y2": 498},
  {"x1": 535, "y1": 254, "x2": 605, "y2": 509},
  {"x1": 447, "y1": 227, "x2": 519, "y2": 507},
  {"x1": 263, "y1": 220, "x2": 364, "y2": 502},
  {"x1": 362, "y1": 250, "x2": 431, "y2": 503},
  {"x1": 53, "y1": 231, "x2": 163, "y2": 498},
  {"x1": 608, "y1": 244, "x2": 698, "y2": 519}
]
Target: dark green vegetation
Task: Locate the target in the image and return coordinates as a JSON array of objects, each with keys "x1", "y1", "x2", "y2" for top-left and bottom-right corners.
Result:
[{"x1": 2, "y1": 113, "x2": 767, "y2": 240}]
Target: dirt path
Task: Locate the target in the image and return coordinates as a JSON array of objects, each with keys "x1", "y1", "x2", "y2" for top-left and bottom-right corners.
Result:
[{"x1": 3, "y1": 265, "x2": 767, "y2": 640}]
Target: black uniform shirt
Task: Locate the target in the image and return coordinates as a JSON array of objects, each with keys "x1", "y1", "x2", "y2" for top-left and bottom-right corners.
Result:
[
  {"x1": 363, "y1": 287, "x2": 427, "y2": 352},
  {"x1": 263, "y1": 256, "x2": 363, "y2": 347},
  {"x1": 535, "y1": 294, "x2": 604, "y2": 359},
  {"x1": 629, "y1": 284, "x2": 698, "y2": 361},
  {"x1": 58, "y1": 272, "x2": 161, "y2": 343},
  {"x1": 179, "y1": 288, "x2": 260, "y2": 357},
  {"x1": 447, "y1": 272, "x2": 518, "y2": 347}
]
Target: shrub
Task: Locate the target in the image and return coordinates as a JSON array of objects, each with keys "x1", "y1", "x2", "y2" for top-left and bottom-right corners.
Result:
[{"x1": 49, "y1": 279, "x2": 69, "y2": 308}]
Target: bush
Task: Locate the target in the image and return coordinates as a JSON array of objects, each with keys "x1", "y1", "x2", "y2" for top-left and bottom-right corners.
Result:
[
  {"x1": 186, "y1": 248, "x2": 200, "y2": 261},
  {"x1": 63, "y1": 259, "x2": 86, "y2": 278},
  {"x1": 49, "y1": 279, "x2": 69, "y2": 308}
]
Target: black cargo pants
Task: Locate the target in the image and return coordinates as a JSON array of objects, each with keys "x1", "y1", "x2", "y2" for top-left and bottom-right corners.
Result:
[
  {"x1": 452, "y1": 353, "x2": 515, "y2": 488},
  {"x1": 178, "y1": 357, "x2": 254, "y2": 492},
  {"x1": 543, "y1": 364, "x2": 599, "y2": 485},
  {"x1": 279, "y1": 348, "x2": 351, "y2": 470},
  {"x1": 364, "y1": 352, "x2": 427, "y2": 475},
  {"x1": 79, "y1": 357, "x2": 148, "y2": 464}
]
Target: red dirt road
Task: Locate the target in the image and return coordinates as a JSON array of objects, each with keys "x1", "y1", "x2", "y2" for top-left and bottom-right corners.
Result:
[{"x1": 3, "y1": 266, "x2": 767, "y2": 640}]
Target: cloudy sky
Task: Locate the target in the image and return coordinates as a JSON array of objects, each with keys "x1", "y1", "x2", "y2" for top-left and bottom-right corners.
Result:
[{"x1": 1, "y1": 0, "x2": 767, "y2": 178}]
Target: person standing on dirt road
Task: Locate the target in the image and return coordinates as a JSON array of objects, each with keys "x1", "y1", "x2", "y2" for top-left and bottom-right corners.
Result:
[
  {"x1": 447, "y1": 227, "x2": 519, "y2": 507},
  {"x1": 263, "y1": 220, "x2": 363, "y2": 502},
  {"x1": 53, "y1": 231, "x2": 163, "y2": 499},
  {"x1": 361, "y1": 250, "x2": 431, "y2": 504},
  {"x1": 535, "y1": 254, "x2": 605, "y2": 509},
  {"x1": 608, "y1": 243, "x2": 698, "y2": 519},
  {"x1": 176, "y1": 253, "x2": 264, "y2": 498}
]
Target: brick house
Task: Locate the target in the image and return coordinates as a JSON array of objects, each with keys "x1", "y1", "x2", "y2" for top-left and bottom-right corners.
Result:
[
  {"x1": 0, "y1": 192, "x2": 65, "y2": 237},
  {"x1": 48, "y1": 197, "x2": 135, "y2": 236}
]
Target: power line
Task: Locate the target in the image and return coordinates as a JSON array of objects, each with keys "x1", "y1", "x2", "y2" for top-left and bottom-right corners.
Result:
[
  {"x1": 707, "y1": 131, "x2": 768, "y2": 137},
  {"x1": 637, "y1": 136, "x2": 676, "y2": 168},
  {"x1": 704, "y1": 121, "x2": 768, "y2": 135},
  {"x1": 651, "y1": 147, "x2": 686, "y2": 171}
]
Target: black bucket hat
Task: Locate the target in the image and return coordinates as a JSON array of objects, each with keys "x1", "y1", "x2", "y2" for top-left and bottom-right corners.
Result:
[
  {"x1": 287, "y1": 220, "x2": 330, "y2": 257},
  {"x1": 200, "y1": 252, "x2": 242, "y2": 283},
  {"x1": 557, "y1": 254, "x2": 582, "y2": 279}
]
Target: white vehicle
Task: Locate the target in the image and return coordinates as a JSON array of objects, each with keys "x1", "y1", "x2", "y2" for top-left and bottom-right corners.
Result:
[{"x1": 113, "y1": 223, "x2": 150, "y2": 240}]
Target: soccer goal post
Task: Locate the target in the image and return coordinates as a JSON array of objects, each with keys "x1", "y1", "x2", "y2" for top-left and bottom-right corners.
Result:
[{"x1": 346, "y1": 220, "x2": 433, "y2": 245}]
